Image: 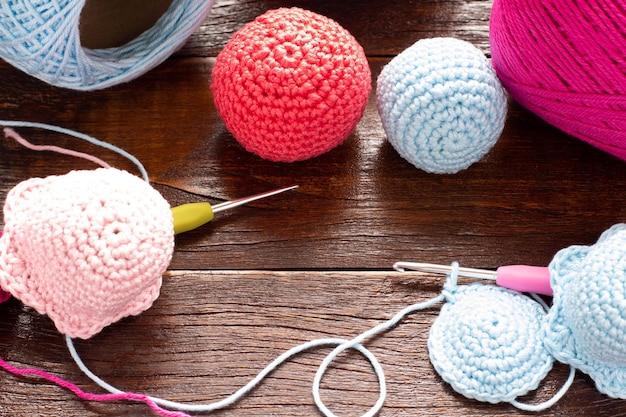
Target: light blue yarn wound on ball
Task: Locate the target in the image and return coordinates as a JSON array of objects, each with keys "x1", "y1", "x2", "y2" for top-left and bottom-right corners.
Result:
[
  {"x1": 543, "y1": 223, "x2": 626, "y2": 398},
  {"x1": 0, "y1": 0, "x2": 214, "y2": 90},
  {"x1": 376, "y1": 37, "x2": 508, "y2": 174},
  {"x1": 429, "y1": 282, "x2": 553, "y2": 404}
]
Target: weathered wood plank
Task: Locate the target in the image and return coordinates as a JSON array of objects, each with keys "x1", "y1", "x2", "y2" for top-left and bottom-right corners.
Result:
[
  {"x1": 1, "y1": 57, "x2": 624, "y2": 271},
  {"x1": 0, "y1": 270, "x2": 619, "y2": 416}
]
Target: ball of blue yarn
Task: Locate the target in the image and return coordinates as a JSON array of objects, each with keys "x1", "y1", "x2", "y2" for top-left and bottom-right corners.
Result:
[
  {"x1": 543, "y1": 223, "x2": 626, "y2": 398},
  {"x1": 376, "y1": 38, "x2": 508, "y2": 174},
  {"x1": 0, "y1": 0, "x2": 214, "y2": 91},
  {"x1": 429, "y1": 283, "x2": 553, "y2": 404}
]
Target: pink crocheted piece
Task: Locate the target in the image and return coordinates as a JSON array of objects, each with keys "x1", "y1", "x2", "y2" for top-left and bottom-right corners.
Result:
[
  {"x1": 211, "y1": 7, "x2": 371, "y2": 162},
  {"x1": 0, "y1": 168, "x2": 174, "y2": 339}
]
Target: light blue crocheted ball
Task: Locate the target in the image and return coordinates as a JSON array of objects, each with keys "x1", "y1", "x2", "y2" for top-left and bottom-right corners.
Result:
[
  {"x1": 543, "y1": 223, "x2": 626, "y2": 398},
  {"x1": 429, "y1": 282, "x2": 553, "y2": 404},
  {"x1": 376, "y1": 38, "x2": 508, "y2": 174},
  {"x1": 0, "y1": 0, "x2": 213, "y2": 90}
]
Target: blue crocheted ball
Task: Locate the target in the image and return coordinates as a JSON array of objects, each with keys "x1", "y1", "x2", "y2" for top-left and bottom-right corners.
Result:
[
  {"x1": 543, "y1": 223, "x2": 626, "y2": 398},
  {"x1": 429, "y1": 283, "x2": 553, "y2": 404},
  {"x1": 376, "y1": 38, "x2": 508, "y2": 174}
]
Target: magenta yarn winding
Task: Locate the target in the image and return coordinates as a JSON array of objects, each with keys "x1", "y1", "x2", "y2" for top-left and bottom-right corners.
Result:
[{"x1": 490, "y1": 0, "x2": 626, "y2": 160}]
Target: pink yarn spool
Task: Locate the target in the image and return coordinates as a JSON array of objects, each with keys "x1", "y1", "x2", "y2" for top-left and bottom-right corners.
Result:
[{"x1": 490, "y1": 0, "x2": 626, "y2": 160}]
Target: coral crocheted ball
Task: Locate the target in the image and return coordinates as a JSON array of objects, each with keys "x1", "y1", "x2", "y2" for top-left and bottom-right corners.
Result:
[
  {"x1": 376, "y1": 38, "x2": 507, "y2": 174},
  {"x1": 0, "y1": 168, "x2": 175, "y2": 339},
  {"x1": 211, "y1": 7, "x2": 371, "y2": 162}
]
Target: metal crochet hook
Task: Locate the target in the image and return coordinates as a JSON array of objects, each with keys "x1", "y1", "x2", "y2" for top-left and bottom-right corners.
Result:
[
  {"x1": 171, "y1": 185, "x2": 298, "y2": 234},
  {"x1": 393, "y1": 261, "x2": 553, "y2": 296}
]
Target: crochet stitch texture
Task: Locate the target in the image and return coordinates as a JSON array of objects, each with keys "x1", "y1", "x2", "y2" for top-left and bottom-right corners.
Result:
[
  {"x1": 0, "y1": 168, "x2": 174, "y2": 339},
  {"x1": 211, "y1": 7, "x2": 371, "y2": 162},
  {"x1": 543, "y1": 223, "x2": 626, "y2": 398},
  {"x1": 491, "y1": 0, "x2": 626, "y2": 161},
  {"x1": 376, "y1": 38, "x2": 507, "y2": 174},
  {"x1": 429, "y1": 282, "x2": 553, "y2": 403},
  {"x1": 0, "y1": 0, "x2": 213, "y2": 90}
]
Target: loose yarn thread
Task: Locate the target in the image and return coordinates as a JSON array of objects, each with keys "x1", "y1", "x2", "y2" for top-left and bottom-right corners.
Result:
[
  {"x1": 0, "y1": 120, "x2": 148, "y2": 180},
  {"x1": 64, "y1": 282, "x2": 450, "y2": 416},
  {"x1": 0, "y1": 0, "x2": 215, "y2": 90},
  {"x1": 4, "y1": 127, "x2": 112, "y2": 169},
  {"x1": 490, "y1": 0, "x2": 626, "y2": 160}
]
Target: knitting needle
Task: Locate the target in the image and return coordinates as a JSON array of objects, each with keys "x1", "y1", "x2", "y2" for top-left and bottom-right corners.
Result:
[
  {"x1": 393, "y1": 261, "x2": 553, "y2": 296},
  {"x1": 171, "y1": 185, "x2": 298, "y2": 234}
]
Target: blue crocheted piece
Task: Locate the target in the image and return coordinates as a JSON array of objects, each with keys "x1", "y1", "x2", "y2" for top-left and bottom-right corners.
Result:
[
  {"x1": 376, "y1": 37, "x2": 508, "y2": 174},
  {"x1": 543, "y1": 223, "x2": 626, "y2": 398},
  {"x1": 429, "y1": 282, "x2": 554, "y2": 404}
]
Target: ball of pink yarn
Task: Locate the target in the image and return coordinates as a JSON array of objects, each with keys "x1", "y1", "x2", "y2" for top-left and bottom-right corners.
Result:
[
  {"x1": 0, "y1": 168, "x2": 174, "y2": 339},
  {"x1": 490, "y1": 0, "x2": 626, "y2": 160},
  {"x1": 211, "y1": 7, "x2": 371, "y2": 162}
]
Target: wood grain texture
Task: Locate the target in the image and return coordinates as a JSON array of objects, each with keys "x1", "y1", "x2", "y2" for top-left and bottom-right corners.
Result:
[
  {"x1": 0, "y1": 0, "x2": 626, "y2": 416},
  {"x1": 180, "y1": 0, "x2": 495, "y2": 57},
  {"x1": 0, "y1": 271, "x2": 622, "y2": 417},
  {"x1": 1, "y1": 57, "x2": 624, "y2": 271}
]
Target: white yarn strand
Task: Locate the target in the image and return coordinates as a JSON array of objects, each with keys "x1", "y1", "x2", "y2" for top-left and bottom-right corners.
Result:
[
  {"x1": 510, "y1": 366, "x2": 576, "y2": 412},
  {"x1": 65, "y1": 292, "x2": 447, "y2": 416},
  {"x1": 313, "y1": 293, "x2": 447, "y2": 417},
  {"x1": 66, "y1": 335, "x2": 385, "y2": 414},
  {"x1": 0, "y1": 120, "x2": 149, "y2": 181}
]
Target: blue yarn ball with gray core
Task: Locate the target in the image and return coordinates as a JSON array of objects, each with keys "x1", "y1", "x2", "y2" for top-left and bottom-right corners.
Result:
[
  {"x1": 376, "y1": 38, "x2": 508, "y2": 174},
  {"x1": 0, "y1": 0, "x2": 214, "y2": 90}
]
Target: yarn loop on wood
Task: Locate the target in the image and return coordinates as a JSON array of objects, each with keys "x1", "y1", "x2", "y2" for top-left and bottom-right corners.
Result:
[
  {"x1": 0, "y1": 0, "x2": 213, "y2": 90},
  {"x1": 490, "y1": 0, "x2": 626, "y2": 160},
  {"x1": 0, "y1": 168, "x2": 175, "y2": 339},
  {"x1": 211, "y1": 7, "x2": 371, "y2": 162},
  {"x1": 429, "y1": 282, "x2": 553, "y2": 404},
  {"x1": 376, "y1": 38, "x2": 507, "y2": 174},
  {"x1": 543, "y1": 223, "x2": 626, "y2": 398}
]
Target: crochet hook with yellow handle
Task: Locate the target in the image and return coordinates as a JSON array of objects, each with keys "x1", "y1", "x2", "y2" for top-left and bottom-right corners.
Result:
[{"x1": 171, "y1": 185, "x2": 298, "y2": 234}]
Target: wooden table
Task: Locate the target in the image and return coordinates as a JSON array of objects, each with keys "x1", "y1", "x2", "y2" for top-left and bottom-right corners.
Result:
[{"x1": 1, "y1": 1, "x2": 625, "y2": 416}]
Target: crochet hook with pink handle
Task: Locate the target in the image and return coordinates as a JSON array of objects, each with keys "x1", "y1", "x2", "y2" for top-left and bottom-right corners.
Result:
[{"x1": 393, "y1": 262, "x2": 553, "y2": 296}]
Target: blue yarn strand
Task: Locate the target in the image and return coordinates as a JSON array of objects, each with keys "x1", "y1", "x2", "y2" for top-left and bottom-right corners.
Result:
[
  {"x1": 66, "y1": 335, "x2": 386, "y2": 414},
  {"x1": 66, "y1": 291, "x2": 448, "y2": 416},
  {"x1": 510, "y1": 366, "x2": 576, "y2": 412},
  {"x1": 0, "y1": 120, "x2": 149, "y2": 181}
]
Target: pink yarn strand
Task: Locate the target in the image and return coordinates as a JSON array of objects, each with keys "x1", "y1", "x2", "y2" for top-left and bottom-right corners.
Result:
[
  {"x1": 3, "y1": 127, "x2": 111, "y2": 169},
  {"x1": 0, "y1": 230, "x2": 10, "y2": 303},
  {"x1": 0, "y1": 358, "x2": 192, "y2": 417}
]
